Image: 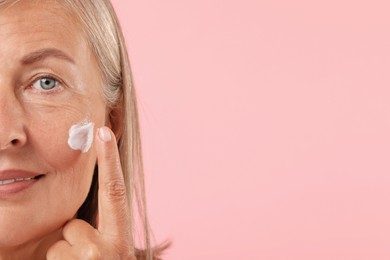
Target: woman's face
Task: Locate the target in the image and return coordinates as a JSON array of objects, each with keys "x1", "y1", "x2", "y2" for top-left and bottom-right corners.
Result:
[{"x1": 0, "y1": 0, "x2": 107, "y2": 247}]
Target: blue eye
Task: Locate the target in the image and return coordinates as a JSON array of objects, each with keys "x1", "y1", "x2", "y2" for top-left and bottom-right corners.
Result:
[{"x1": 32, "y1": 77, "x2": 58, "y2": 90}]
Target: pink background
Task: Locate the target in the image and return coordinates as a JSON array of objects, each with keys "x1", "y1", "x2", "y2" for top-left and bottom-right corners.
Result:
[{"x1": 112, "y1": 1, "x2": 390, "y2": 259}]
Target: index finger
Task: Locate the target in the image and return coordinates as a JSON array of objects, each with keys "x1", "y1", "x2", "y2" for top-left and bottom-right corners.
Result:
[{"x1": 95, "y1": 126, "x2": 132, "y2": 241}]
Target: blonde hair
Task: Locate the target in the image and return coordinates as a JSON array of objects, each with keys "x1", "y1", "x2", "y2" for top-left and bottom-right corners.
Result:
[
  {"x1": 0, "y1": 0, "x2": 171, "y2": 259},
  {"x1": 62, "y1": 0, "x2": 171, "y2": 259}
]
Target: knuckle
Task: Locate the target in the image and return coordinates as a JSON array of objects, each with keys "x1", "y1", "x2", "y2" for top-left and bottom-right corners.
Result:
[
  {"x1": 118, "y1": 248, "x2": 136, "y2": 260},
  {"x1": 82, "y1": 243, "x2": 102, "y2": 260},
  {"x1": 46, "y1": 241, "x2": 67, "y2": 259},
  {"x1": 111, "y1": 244, "x2": 135, "y2": 260},
  {"x1": 104, "y1": 179, "x2": 127, "y2": 200},
  {"x1": 68, "y1": 218, "x2": 84, "y2": 227},
  {"x1": 63, "y1": 219, "x2": 86, "y2": 234},
  {"x1": 120, "y1": 253, "x2": 137, "y2": 260},
  {"x1": 46, "y1": 248, "x2": 57, "y2": 259}
]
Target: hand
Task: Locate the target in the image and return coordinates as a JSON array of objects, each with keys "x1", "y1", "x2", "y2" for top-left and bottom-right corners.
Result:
[{"x1": 47, "y1": 127, "x2": 136, "y2": 260}]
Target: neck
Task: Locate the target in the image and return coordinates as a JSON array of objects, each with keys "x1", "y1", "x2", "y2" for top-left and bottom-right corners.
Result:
[{"x1": 0, "y1": 229, "x2": 63, "y2": 260}]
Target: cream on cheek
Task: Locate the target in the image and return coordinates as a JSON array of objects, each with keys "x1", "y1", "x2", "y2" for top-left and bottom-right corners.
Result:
[{"x1": 67, "y1": 120, "x2": 95, "y2": 153}]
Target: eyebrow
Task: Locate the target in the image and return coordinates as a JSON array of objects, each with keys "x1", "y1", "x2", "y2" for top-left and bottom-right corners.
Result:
[{"x1": 20, "y1": 48, "x2": 75, "y2": 65}]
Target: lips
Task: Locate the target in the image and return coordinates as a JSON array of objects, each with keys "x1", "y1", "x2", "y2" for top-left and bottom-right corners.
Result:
[
  {"x1": 0, "y1": 169, "x2": 43, "y2": 181},
  {"x1": 0, "y1": 177, "x2": 36, "y2": 185},
  {"x1": 0, "y1": 170, "x2": 44, "y2": 196}
]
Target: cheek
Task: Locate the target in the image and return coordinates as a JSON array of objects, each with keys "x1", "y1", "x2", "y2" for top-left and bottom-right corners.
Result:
[
  {"x1": 27, "y1": 107, "x2": 89, "y2": 170},
  {"x1": 22, "y1": 92, "x2": 107, "y2": 198},
  {"x1": 25, "y1": 100, "x2": 105, "y2": 171},
  {"x1": 24, "y1": 107, "x2": 102, "y2": 225}
]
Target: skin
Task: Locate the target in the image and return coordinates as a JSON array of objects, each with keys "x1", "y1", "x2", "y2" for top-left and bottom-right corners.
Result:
[{"x1": 0, "y1": 0, "x2": 134, "y2": 259}]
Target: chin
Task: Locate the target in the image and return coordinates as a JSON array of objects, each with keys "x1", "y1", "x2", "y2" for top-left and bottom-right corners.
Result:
[{"x1": 0, "y1": 214, "x2": 63, "y2": 249}]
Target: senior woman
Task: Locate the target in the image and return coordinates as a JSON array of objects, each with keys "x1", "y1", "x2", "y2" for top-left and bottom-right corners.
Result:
[{"x1": 0, "y1": 0, "x2": 169, "y2": 259}]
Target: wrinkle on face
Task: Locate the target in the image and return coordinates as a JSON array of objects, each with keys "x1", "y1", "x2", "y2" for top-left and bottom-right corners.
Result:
[{"x1": 0, "y1": 0, "x2": 108, "y2": 252}]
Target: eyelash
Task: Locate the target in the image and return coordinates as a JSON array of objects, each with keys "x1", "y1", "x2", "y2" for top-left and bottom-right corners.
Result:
[{"x1": 29, "y1": 74, "x2": 64, "y2": 95}]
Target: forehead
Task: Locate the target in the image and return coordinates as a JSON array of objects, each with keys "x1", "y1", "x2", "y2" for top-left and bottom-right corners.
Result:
[
  {"x1": 0, "y1": 0, "x2": 90, "y2": 66},
  {"x1": 0, "y1": 0, "x2": 80, "y2": 32}
]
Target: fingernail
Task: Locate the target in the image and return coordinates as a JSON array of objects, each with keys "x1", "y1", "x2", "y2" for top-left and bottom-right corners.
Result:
[{"x1": 98, "y1": 127, "x2": 112, "y2": 142}]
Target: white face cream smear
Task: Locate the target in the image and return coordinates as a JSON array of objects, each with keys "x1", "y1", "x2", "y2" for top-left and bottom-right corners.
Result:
[{"x1": 67, "y1": 121, "x2": 95, "y2": 153}]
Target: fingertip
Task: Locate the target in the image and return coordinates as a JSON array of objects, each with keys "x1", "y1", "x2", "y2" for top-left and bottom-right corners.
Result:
[
  {"x1": 97, "y1": 127, "x2": 112, "y2": 142},
  {"x1": 95, "y1": 127, "x2": 119, "y2": 164},
  {"x1": 95, "y1": 127, "x2": 118, "y2": 164}
]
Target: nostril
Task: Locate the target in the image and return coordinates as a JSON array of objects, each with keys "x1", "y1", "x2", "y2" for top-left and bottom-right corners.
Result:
[
  {"x1": 0, "y1": 139, "x2": 21, "y2": 150},
  {"x1": 0, "y1": 133, "x2": 27, "y2": 150},
  {"x1": 11, "y1": 139, "x2": 19, "y2": 145}
]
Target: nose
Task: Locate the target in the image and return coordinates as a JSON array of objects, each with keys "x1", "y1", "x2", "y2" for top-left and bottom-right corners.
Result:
[{"x1": 0, "y1": 93, "x2": 27, "y2": 151}]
